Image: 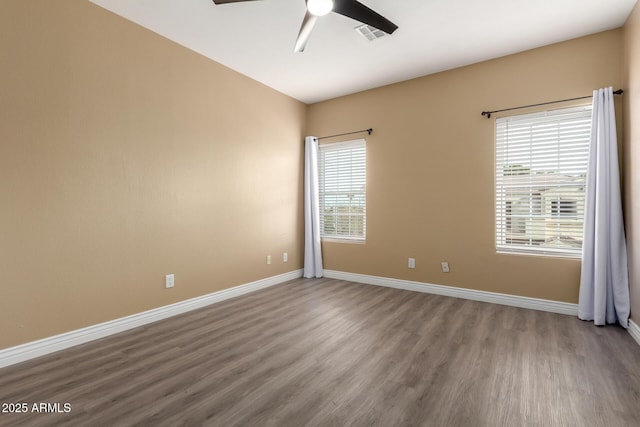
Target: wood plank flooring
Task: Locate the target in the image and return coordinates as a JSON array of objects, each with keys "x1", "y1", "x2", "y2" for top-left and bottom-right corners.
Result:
[{"x1": 1, "y1": 278, "x2": 640, "y2": 426}]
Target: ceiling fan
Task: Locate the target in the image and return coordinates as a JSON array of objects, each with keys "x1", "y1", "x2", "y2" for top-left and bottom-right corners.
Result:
[{"x1": 211, "y1": 0, "x2": 398, "y2": 52}]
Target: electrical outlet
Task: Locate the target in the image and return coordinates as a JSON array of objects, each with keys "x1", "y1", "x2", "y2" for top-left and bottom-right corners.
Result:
[
  {"x1": 266, "y1": 255, "x2": 272, "y2": 265},
  {"x1": 408, "y1": 258, "x2": 416, "y2": 269},
  {"x1": 165, "y1": 274, "x2": 175, "y2": 289},
  {"x1": 441, "y1": 262, "x2": 450, "y2": 273},
  {"x1": 283, "y1": 252, "x2": 288, "y2": 262}
]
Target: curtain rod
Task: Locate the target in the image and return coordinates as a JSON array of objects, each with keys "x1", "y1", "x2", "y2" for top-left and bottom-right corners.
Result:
[
  {"x1": 481, "y1": 89, "x2": 624, "y2": 119},
  {"x1": 314, "y1": 128, "x2": 372, "y2": 141}
]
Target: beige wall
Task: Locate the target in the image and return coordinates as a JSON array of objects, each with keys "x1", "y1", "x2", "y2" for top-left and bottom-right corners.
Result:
[
  {"x1": 623, "y1": 2, "x2": 640, "y2": 324},
  {"x1": 0, "y1": 0, "x2": 306, "y2": 349},
  {"x1": 307, "y1": 30, "x2": 623, "y2": 303}
]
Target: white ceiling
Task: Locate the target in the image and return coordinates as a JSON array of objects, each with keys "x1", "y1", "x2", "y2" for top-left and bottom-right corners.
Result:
[{"x1": 89, "y1": 0, "x2": 637, "y2": 104}]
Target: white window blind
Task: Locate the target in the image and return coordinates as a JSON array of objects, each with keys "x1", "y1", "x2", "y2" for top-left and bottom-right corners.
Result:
[
  {"x1": 318, "y1": 139, "x2": 366, "y2": 241},
  {"x1": 495, "y1": 106, "x2": 591, "y2": 257}
]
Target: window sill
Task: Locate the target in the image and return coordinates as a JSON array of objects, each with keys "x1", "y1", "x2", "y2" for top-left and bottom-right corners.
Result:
[
  {"x1": 496, "y1": 250, "x2": 581, "y2": 260},
  {"x1": 321, "y1": 238, "x2": 366, "y2": 245}
]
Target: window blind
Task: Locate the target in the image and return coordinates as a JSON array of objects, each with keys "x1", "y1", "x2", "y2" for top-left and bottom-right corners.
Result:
[
  {"x1": 318, "y1": 139, "x2": 366, "y2": 241},
  {"x1": 495, "y1": 106, "x2": 591, "y2": 257}
]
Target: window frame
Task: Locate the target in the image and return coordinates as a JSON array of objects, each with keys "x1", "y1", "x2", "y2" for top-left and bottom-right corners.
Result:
[
  {"x1": 318, "y1": 138, "x2": 367, "y2": 242},
  {"x1": 494, "y1": 105, "x2": 591, "y2": 258}
]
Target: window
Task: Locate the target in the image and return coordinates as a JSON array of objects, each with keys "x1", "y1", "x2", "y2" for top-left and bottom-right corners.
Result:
[
  {"x1": 318, "y1": 139, "x2": 366, "y2": 241},
  {"x1": 495, "y1": 106, "x2": 591, "y2": 257}
]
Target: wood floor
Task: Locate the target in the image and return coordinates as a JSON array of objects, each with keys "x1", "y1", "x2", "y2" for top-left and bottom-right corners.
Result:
[{"x1": 1, "y1": 278, "x2": 640, "y2": 426}]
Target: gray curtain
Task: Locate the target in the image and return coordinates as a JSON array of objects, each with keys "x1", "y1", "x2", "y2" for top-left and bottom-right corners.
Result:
[
  {"x1": 578, "y1": 87, "x2": 630, "y2": 327},
  {"x1": 303, "y1": 136, "x2": 323, "y2": 278}
]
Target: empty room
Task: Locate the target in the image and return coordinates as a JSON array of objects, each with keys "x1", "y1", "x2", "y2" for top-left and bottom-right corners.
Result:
[{"x1": 1, "y1": 0, "x2": 640, "y2": 425}]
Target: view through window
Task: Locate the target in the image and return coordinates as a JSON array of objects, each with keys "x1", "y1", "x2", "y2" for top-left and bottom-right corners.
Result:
[
  {"x1": 318, "y1": 139, "x2": 366, "y2": 241},
  {"x1": 495, "y1": 106, "x2": 591, "y2": 257}
]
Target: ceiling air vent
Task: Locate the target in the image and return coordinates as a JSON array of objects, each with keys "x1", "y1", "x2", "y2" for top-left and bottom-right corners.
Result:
[{"x1": 355, "y1": 24, "x2": 387, "y2": 41}]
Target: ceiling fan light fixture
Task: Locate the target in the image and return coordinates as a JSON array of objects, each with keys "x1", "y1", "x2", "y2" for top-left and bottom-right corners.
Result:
[{"x1": 307, "y1": 0, "x2": 334, "y2": 16}]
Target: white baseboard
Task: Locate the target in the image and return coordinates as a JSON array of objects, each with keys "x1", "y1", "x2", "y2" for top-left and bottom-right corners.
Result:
[
  {"x1": 628, "y1": 319, "x2": 640, "y2": 347},
  {"x1": 0, "y1": 269, "x2": 303, "y2": 369},
  {"x1": 323, "y1": 270, "x2": 579, "y2": 316}
]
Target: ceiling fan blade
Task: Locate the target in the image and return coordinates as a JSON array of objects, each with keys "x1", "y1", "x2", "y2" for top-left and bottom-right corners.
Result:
[
  {"x1": 294, "y1": 11, "x2": 318, "y2": 53},
  {"x1": 333, "y1": 0, "x2": 398, "y2": 34},
  {"x1": 212, "y1": 0, "x2": 262, "y2": 4}
]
